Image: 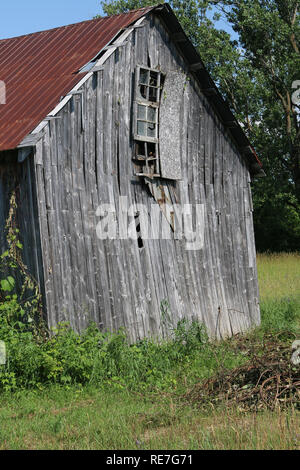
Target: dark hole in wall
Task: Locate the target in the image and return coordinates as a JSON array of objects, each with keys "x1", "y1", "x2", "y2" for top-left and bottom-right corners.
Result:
[
  {"x1": 92, "y1": 72, "x2": 98, "y2": 91},
  {"x1": 134, "y1": 213, "x2": 144, "y2": 249},
  {"x1": 114, "y1": 47, "x2": 120, "y2": 64}
]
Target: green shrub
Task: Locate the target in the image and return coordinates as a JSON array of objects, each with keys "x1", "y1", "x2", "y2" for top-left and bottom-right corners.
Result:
[
  {"x1": 0, "y1": 316, "x2": 212, "y2": 392},
  {"x1": 0, "y1": 297, "x2": 299, "y2": 393}
]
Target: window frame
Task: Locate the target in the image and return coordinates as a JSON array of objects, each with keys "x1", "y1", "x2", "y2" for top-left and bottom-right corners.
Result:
[
  {"x1": 133, "y1": 65, "x2": 162, "y2": 144},
  {"x1": 133, "y1": 65, "x2": 165, "y2": 178}
]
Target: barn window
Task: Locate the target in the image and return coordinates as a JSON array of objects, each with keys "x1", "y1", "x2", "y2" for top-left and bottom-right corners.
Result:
[
  {"x1": 133, "y1": 67, "x2": 184, "y2": 181},
  {"x1": 133, "y1": 66, "x2": 162, "y2": 178}
]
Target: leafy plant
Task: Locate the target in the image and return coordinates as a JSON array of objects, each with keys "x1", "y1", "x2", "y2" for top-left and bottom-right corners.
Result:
[{"x1": 0, "y1": 190, "x2": 45, "y2": 334}]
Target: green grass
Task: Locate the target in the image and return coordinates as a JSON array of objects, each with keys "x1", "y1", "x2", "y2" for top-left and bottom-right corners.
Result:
[
  {"x1": 257, "y1": 252, "x2": 300, "y2": 333},
  {"x1": 0, "y1": 252, "x2": 299, "y2": 450},
  {"x1": 257, "y1": 252, "x2": 300, "y2": 301},
  {"x1": 0, "y1": 386, "x2": 299, "y2": 450}
]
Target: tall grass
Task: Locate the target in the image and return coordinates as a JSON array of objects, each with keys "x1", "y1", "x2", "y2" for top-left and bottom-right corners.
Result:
[
  {"x1": 257, "y1": 252, "x2": 300, "y2": 333},
  {"x1": 257, "y1": 252, "x2": 300, "y2": 300}
]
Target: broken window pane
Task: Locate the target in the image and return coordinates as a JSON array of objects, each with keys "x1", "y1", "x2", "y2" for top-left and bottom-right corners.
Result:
[
  {"x1": 150, "y1": 71, "x2": 159, "y2": 87},
  {"x1": 139, "y1": 68, "x2": 149, "y2": 85},
  {"x1": 149, "y1": 87, "x2": 158, "y2": 102},
  {"x1": 147, "y1": 142, "x2": 156, "y2": 157},
  {"x1": 136, "y1": 141, "x2": 146, "y2": 157},
  {"x1": 147, "y1": 122, "x2": 156, "y2": 138},
  {"x1": 139, "y1": 85, "x2": 148, "y2": 100}
]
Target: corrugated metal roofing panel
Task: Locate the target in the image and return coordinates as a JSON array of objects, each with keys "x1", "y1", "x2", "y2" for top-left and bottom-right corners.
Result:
[{"x1": 0, "y1": 6, "x2": 155, "y2": 151}]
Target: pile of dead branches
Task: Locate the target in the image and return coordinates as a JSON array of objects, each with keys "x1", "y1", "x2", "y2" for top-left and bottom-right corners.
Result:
[{"x1": 184, "y1": 333, "x2": 300, "y2": 411}]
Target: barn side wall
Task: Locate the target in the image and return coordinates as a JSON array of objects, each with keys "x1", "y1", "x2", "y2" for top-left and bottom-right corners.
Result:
[
  {"x1": 0, "y1": 150, "x2": 44, "y2": 298},
  {"x1": 32, "y1": 14, "x2": 260, "y2": 341}
]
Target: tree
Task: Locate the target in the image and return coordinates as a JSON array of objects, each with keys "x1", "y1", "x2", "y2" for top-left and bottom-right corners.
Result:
[{"x1": 214, "y1": 0, "x2": 300, "y2": 251}]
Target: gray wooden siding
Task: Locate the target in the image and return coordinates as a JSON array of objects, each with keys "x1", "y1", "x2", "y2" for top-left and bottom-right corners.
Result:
[
  {"x1": 28, "y1": 13, "x2": 260, "y2": 341},
  {"x1": 0, "y1": 150, "x2": 44, "y2": 297}
]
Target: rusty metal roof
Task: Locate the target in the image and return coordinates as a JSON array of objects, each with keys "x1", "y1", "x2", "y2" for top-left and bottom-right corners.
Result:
[{"x1": 0, "y1": 6, "x2": 155, "y2": 151}]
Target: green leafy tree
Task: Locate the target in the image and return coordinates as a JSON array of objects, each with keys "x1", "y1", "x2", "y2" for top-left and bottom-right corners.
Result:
[
  {"x1": 220, "y1": 1, "x2": 300, "y2": 195},
  {"x1": 214, "y1": 0, "x2": 300, "y2": 250}
]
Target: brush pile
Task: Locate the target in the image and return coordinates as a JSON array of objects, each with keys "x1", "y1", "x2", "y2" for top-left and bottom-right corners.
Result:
[{"x1": 185, "y1": 332, "x2": 300, "y2": 411}]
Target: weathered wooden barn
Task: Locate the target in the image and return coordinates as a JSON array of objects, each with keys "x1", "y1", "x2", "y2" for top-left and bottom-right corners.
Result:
[{"x1": 0, "y1": 3, "x2": 264, "y2": 341}]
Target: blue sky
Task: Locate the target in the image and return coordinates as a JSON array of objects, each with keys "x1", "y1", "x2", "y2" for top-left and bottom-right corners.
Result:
[
  {"x1": 0, "y1": 1, "x2": 236, "y2": 40},
  {"x1": 0, "y1": 0, "x2": 104, "y2": 39}
]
